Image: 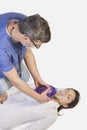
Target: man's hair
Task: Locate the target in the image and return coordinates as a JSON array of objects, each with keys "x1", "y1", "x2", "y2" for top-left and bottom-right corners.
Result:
[{"x1": 18, "y1": 14, "x2": 51, "y2": 42}]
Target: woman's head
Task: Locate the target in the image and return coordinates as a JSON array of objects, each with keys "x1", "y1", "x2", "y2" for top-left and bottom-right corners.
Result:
[{"x1": 54, "y1": 88, "x2": 80, "y2": 112}]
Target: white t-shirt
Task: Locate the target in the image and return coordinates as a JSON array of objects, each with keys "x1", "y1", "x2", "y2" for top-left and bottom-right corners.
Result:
[{"x1": 0, "y1": 84, "x2": 59, "y2": 130}]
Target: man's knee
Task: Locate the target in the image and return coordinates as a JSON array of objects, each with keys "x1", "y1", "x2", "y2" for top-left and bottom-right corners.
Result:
[
  {"x1": 0, "y1": 78, "x2": 11, "y2": 93},
  {"x1": 20, "y1": 62, "x2": 30, "y2": 82}
]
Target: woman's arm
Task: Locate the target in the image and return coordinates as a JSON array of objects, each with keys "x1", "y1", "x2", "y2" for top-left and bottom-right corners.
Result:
[
  {"x1": 23, "y1": 114, "x2": 57, "y2": 130},
  {"x1": 0, "y1": 86, "x2": 20, "y2": 103},
  {"x1": 11, "y1": 112, "x2": 57, "y2": 130}
]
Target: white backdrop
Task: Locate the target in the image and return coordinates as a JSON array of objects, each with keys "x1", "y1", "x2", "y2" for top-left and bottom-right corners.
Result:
[{"x1": 0, "y1": 0, "x2": 87, "y2": 129}]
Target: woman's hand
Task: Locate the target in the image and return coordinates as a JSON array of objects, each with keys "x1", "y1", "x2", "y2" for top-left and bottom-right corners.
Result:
[{"x1": 0, "y1": 92, "x2": 8, "y2": 104}]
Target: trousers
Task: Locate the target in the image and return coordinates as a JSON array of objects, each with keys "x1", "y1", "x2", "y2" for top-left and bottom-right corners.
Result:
[{"x1": 0, "y1": 62, "x2": 30, "y2": 93}]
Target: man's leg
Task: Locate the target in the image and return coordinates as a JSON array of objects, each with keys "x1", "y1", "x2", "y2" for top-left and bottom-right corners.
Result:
[
  {"x1": 0, "y1": 78, "x2": 12, "y2": 93},
  {"x1": 0, "y1": 62, "x2": 30, "y2": 94},
  {"x1": 20, "y1": 62, "x2": 30, "y2": 82}
]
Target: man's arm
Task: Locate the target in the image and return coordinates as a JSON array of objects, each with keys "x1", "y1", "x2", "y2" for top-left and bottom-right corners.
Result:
[
  {"x1": 3, "y1": 68, "x2": 40, "y2": 101},
  {"x1": 24, "y1": 49, "x2": 41, "y2": 81},
  {"x1": 24, "y1": 49, "x2": 50, "y2": 88},
  {"x1": 3, "y1": 67, "x2": 50, "y2": 103}
]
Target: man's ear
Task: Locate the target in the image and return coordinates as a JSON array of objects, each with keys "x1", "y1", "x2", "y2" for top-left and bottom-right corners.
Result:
[
  {"x1": 25, "y1": 36, "x2": 31, "y2": 43},
  {"x1": 24, "y1": 36, "x2": 29, "y2": 40}
]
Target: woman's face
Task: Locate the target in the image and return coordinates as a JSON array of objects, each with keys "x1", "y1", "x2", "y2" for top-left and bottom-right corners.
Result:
[{"x1": 55, "y1": 88, "x2": 76, "y2": 107}]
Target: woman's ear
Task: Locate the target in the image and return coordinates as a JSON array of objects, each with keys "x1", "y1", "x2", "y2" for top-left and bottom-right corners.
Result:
[{"x1": 62, "y1": 104, "x2": 68, "y2": 108}]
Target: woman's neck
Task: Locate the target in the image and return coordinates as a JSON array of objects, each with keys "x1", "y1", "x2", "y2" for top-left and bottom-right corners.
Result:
[{"x1": 52, "y1": 97, "x2": 60, "y2": 105}]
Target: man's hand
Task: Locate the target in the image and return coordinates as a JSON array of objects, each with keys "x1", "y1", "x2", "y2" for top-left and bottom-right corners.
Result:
[
  {"x1": 0, "y1": 92, "x2": 8, "y2": 104},
  {"x1": 36, "y1": 88, "x2": 51, "y2": 103},
  {"x1": 34, "y1": 78, "x2": 50, "y2": 89}
]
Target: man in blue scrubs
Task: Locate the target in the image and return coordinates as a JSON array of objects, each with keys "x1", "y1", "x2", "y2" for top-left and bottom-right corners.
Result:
[{"x1": 0, "y1": 12, "x2": 51, "y2": 103}]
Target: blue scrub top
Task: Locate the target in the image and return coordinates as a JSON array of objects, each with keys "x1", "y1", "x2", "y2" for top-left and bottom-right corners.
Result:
[{"x1": 0, "y1": 12, "x2": 27, "y2": 78}]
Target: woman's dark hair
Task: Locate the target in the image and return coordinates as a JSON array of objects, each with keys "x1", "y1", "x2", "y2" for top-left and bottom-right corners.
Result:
[
  {"x1": 18, "y1": 14, "x2": 51, "y2": 42},
  {"x1": 57, "y1": 88, "x2": 80, "y2": 113}
]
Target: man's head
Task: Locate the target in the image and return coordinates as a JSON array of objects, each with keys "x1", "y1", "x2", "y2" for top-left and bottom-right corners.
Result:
[{"x1": 18, "y1": 14, "x2": 51, "y2": 48}]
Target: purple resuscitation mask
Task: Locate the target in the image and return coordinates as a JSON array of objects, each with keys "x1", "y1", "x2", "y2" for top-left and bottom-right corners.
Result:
[{"x1": 34, "y1": 85, "x2": 58, "y2": 98}]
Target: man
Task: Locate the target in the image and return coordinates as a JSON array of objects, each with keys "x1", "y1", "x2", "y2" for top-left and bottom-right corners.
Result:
[{"x1": 0, "y1": 12, "x2": 51, "y2": 103}]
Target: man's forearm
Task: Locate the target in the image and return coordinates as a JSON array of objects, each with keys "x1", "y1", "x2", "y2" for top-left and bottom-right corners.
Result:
[
  {"x1": 11, "y1": 77, "x2": 40, "y2": 100},
  {"x1": 3, "y1": 68, "x2": 40, "y2": 101},
  {"x1": 24, "y1": 49, "x2": 41, "y2": 80}
]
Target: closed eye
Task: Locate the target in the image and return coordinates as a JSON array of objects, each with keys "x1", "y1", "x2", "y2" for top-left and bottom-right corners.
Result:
[{"x1": 68, "y1": 94, "x2": 72, "y2": 100}]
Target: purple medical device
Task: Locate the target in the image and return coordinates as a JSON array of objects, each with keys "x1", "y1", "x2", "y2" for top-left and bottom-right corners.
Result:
[{"x1": 34, "y1": 85, "x2": 57, "y2": 98}]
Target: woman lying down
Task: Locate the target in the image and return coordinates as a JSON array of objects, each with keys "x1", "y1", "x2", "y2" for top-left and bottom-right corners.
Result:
[{"x1": 0, "y1": 83, "x2": 80, "y2": 130}]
